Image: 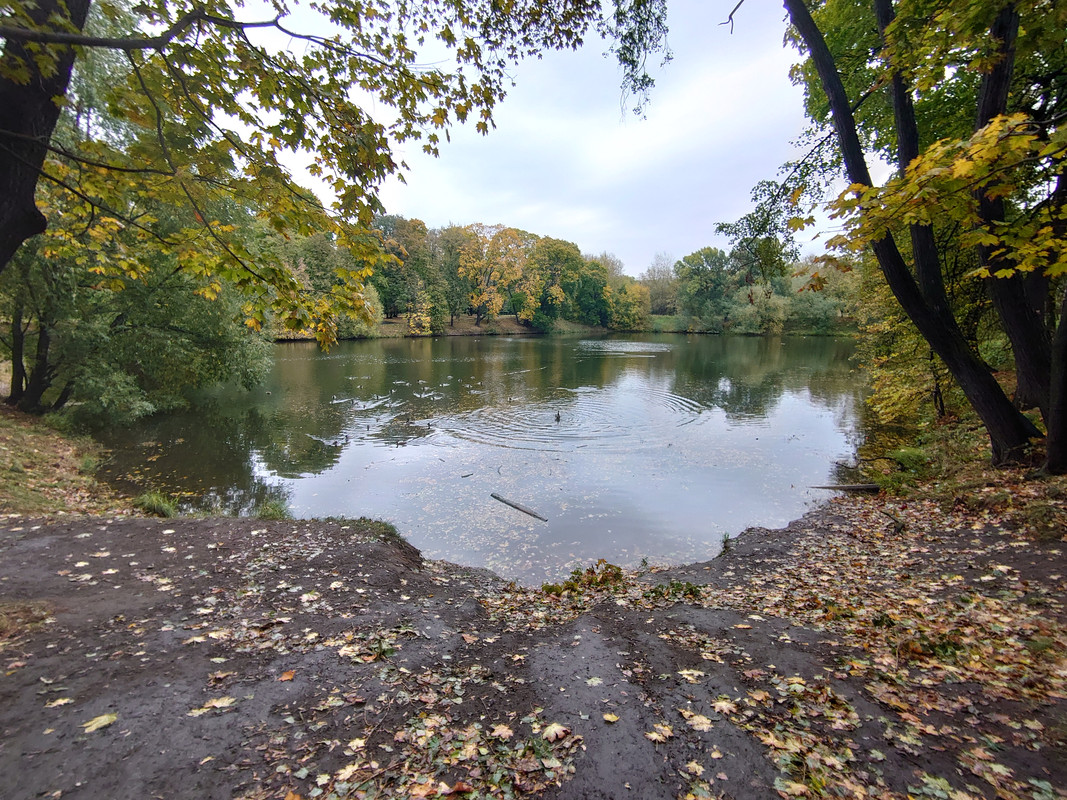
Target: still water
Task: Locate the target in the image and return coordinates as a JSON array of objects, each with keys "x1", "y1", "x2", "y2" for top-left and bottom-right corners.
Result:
[{"x1": 99, "y1": 334, "x2": 865, "y2": 584}]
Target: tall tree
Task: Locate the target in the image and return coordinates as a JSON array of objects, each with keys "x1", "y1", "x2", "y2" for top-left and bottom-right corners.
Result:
[
  {"x1": 780, "y1": 0, "x2": 1062, "y2": 467},
  {"x1": 639, "y1": 252, "x2": 678, "y2": 315}
]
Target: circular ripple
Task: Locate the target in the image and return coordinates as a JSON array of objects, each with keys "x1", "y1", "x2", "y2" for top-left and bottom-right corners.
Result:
[{"x1": 436, "y1": 382, "x2": 707, "y2": 453}]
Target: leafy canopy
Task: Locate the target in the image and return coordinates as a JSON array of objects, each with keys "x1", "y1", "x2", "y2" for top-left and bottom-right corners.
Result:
[{"x1": 0, "y1": 0, "x2": 668, "y2": 342}]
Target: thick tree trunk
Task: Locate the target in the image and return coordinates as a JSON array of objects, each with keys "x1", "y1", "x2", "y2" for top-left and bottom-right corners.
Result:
[
  {"x1": 784, "y1": 0, "x2": 1038, "y2": 465},
  {"x1": 987, "y1": 272, "x2": 1052, "y2": 414},
  {"x1": 971, "y1": 5, "x2": 1053, "y2": 417},
  {"x1": 0, "y1": 0, "x2": 92, "y2": 274}
]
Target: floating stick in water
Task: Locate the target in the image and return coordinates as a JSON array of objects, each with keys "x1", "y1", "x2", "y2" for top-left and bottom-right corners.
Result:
[{"x1": 490, "y1": 493, "x2": 548, "y2": 522}]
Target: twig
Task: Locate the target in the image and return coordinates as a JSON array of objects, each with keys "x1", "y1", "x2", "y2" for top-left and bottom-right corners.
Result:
[{"x1": 490, "y1": 493, "x2": 547, "y2": 522}]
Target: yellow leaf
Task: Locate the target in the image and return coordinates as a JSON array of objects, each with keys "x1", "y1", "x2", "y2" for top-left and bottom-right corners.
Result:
[
  {"x1": 685, "y1": 714, "x2": 713, "y2": 732},
  {"x1": 335, "y1": 763, "x2": 361, "y2": 781},
  {"x1": 603, "y1": 713, "x2": 620, "y2": 723},
  {"x1": 45, "y1": 698, "x2": 73, "y2": 708},
  {"x1": 82, "y1": 713, "x2": 117, "y2": 732},
  {"x1": 645, "y1": 722, "x2": 673, "y2": 742},
  {"x1": 712, "y1": 699, "x2": 738, "y2": 715},
  {"x1": 491, "y1": 724, "x2": 514, "y2": 739}
]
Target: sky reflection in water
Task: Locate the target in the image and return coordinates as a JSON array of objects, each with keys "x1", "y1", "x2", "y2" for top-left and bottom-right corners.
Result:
[{"x1": 99, "y1": 334, "x2": 864, "y2": 584}]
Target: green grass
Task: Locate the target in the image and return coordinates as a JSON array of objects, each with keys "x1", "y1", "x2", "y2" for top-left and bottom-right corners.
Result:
[
  {"x1": 133, "y1": 491, "x2": 178, "y2": 517},
  {"x1": 649, "y1": 315, "x2": 686, "y2": 333},
  {"x1": 0, "y1": 406, "x2": 124, "y2": 515},
  {"x1": 253, "y1": 498, "x2": 292, "y2": 520}
]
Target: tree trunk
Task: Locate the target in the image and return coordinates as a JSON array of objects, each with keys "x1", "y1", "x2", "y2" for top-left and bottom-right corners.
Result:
[
  {"x1": 18, "y1": 324, "x2": 55, "y2": 413},
  {"x1": 987, "y1": 273, "x2": 1052, "y2": 414},
  {"x1": 971, "y1": 4, "x2": 1053, "y2": 417},
  {"x1": 6, "y1": 297, "x2": 27, "y2": 405},
  {"x1": 784, "y1": 0, "x2": 1038, "y2": 465},
  {"x1": 1045, "y1": 288, "x2": 1067, "y2": 473},
  {"x1": 51, "y1": 380, "x2": 75, "y2": 413},
  {"x1": 0, "y1": 0, "x2": 92, "y2": 274}
]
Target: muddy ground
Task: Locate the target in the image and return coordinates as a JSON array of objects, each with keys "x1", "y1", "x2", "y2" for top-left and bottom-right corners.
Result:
[{"x1": 1, "y1": 498, "x2": 1064, "y2": 799}]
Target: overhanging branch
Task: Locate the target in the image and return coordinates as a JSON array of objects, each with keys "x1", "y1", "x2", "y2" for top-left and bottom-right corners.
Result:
[{"x1": 0, "y1": 10, "x2": 279, "y2": 51}]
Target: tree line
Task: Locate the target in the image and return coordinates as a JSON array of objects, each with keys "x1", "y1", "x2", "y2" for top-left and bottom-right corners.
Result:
[{"x1": 640, "y1": 249, "x2": 859, "y2": 336}]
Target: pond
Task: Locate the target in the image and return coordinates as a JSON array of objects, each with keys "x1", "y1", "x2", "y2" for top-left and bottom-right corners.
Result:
[{"x1": 98, "y1": 333, "x2": 866, "y2": 584}]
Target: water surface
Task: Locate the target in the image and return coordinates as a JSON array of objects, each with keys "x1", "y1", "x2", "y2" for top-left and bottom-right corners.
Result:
[{"x1": 99, "y1": 334, "x2": 864, "y2": 583}]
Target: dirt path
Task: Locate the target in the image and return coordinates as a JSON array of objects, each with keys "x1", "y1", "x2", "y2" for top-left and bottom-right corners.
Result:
[{"x1": 1, "y1": 498, "x2": 1064, "y2": 799}]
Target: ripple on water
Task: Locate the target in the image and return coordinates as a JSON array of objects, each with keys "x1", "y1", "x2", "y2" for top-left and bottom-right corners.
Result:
[
  {"x1": 577, "y1": 339, "x2": 674, "y2": 356},
  {"x1": 436, "y1": 382, "x2": 707, "y2": 453}
]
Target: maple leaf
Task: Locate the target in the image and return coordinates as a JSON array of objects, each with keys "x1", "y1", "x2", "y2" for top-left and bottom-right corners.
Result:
[
  {"x1": 491, "y1": 724, "x2": 514, "y2": 740},
  {"x1": 712, "y1": 698, "x2": 738, "y2": 715},
  {"x1": 645, "y1": 722, "x2": 673, "y2": 742},
  {"x1": 686, "y1": 760, "x2": 704, "y2": 776},
  {"x1": 335, "y1": 763, "x2": 361, "y2": 781},
  {"x1": 685, "y1": 714, "x2": 713, "y2": 732},
  {"x1": 188, "y1": 696, "x2": 236, "y2": 716},
  {"x1": 542, "y1": 722, "x2": 569, "y2": 741},
  {"x1": 278, "y1": 670, "x2": 295, "y2": 682}
]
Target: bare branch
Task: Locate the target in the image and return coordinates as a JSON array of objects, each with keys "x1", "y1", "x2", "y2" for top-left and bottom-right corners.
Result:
[{"x1": 721, "y1": 0, "x2": 746, "y2": 33}]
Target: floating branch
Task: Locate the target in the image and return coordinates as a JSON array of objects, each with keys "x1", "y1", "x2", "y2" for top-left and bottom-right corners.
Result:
[{"x1": 490, "y1": 493, "x2": 548, "y2": 522}]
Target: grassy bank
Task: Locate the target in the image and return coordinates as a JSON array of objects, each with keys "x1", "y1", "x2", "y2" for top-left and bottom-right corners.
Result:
[{"x1": 0, "y1": 406, "x2": 126, "y2": 516}]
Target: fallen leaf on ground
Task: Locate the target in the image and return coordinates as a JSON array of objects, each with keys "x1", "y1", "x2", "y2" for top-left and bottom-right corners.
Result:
[
  {"x1": 82, "y1": 713, "x2": 117, "y2": 732},
  {"x1": 646, "y1": 722, "x2": 673, "y2": 742},
  {"x1": 542, "y1": 722, "x2": 569, "y2": 741}
]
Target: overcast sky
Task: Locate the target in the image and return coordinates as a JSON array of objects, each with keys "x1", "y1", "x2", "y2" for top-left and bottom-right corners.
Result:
[{"x1": 376, "y1": 1, "x2": 821, "y2": 276}]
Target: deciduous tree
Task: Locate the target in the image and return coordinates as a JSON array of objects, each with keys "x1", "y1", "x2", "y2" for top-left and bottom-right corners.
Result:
[
  {"x1": 779, "y1": 0, "x2": 1063, "y2": 467},
  {"x1": 0, "y1": 0, "x2": 669, "y2": 341}
]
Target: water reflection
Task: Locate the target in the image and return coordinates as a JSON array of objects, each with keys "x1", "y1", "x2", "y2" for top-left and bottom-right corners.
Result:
[{"x1": 98, "y1": 334, "x2": 865, "y2": 584}]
